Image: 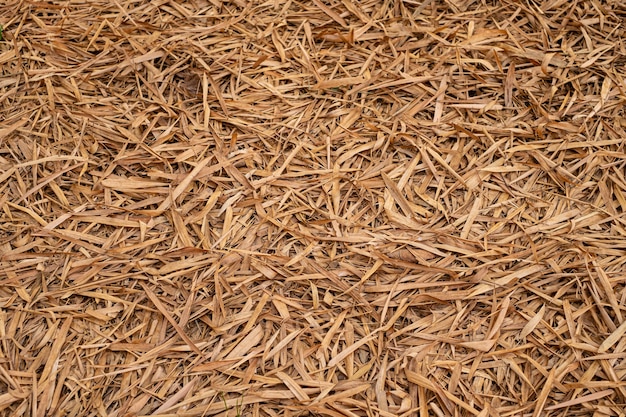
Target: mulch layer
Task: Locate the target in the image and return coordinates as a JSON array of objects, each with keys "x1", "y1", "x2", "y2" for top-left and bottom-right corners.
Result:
[{"x1": 1, "y1": 1, "x2": 626, "y2": 416}]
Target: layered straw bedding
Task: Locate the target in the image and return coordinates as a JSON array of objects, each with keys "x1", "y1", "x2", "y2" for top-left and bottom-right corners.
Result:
[{"x1": 1, "y1": 1, "x2": 626, "y2": 416}]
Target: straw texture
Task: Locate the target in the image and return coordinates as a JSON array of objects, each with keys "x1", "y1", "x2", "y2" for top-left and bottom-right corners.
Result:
[{"x1": 1, "y1": 1, "x2": 625, "y2": 416}]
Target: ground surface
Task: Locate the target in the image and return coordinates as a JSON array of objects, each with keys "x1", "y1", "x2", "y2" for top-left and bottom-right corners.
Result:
[{"x1": 1, "y1": 1, "x2": 626, "y2": 416}]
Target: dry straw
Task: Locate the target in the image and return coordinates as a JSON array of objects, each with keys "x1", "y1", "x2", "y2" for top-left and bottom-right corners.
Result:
[{"x1": 1, "y1": 0, "x2": 625, "y2": 416}]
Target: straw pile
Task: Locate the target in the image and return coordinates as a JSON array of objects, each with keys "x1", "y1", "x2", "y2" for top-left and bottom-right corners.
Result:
[{"x1": 1, "y1": 1, "x2": 625, "y2": 416}]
